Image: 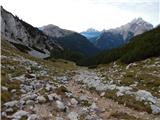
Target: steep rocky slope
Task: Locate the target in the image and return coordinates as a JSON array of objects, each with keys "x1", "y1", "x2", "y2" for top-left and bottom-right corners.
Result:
[
  {"x1": 96, "y1": 18, "x2": 153, "y2": 50},
  {"x1": 1, "y1": 6, "x2": 63, "y2": 58}
]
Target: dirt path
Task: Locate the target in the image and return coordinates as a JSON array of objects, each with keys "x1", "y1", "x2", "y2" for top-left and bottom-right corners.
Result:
[{"x1": 67, "y1": 69, "x2": 160, "y2": 120}]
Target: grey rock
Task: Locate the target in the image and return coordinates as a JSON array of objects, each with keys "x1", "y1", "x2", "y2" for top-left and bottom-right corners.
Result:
[
  {"x1": 151, "y1": 104, "x2": 160, "y2": 114},
  {"x1": 27, "y1": 114, "x2": 39, "y2": 120},
  {"x1": 12, "y1": 110, "x2": 28, "y2": 119},
  {"x1": 26, "y1": 100, "x2": 35, "y2": 105},
  {"x1": 48, "y1": 93, "x2": 61, "y2": 101},
  {"x1": 4, "y1": 100, "x2": 18, "y2": 107},
  {"x1": 79, "y1": 96, "x2": 88, "y2": 101},
  {"x1": 37, "y1": 96, "x2": 46, "y2": 103},
  {"x1": 70, "y1": 98, "x2": 78, "y2": 105},
  {"x1": 5, "y1": 108, "x2": 14, "y2": 112},
  {"x1": 56, "y1": 117, "x2": 64, "y2": 120},
  {"x1": 56, "y1": 100, "x2": 66, "y2": 111},
  {"x1": 2, "y1": 86, "x2": 8, "y2": 91},
  {"x1": 1, "y1": 112, "x2": 7, "y2": 117},
  {"x1": 67, "y1": 112, "x2": 78, "y2": 120},
  {"x1": 135, "y1": 90, "x2": 157, "y2": 103},
  {"x1": 11, "y1": 89, "x2": 16, "y2": 93}
]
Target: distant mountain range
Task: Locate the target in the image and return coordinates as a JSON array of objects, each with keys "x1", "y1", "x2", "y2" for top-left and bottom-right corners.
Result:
[
  {"x1": 81, "y1": 18, "x2": 153, "y2": 50},
  {"x1": 80, "y1": 28, "x2": 101, "y2": 45},
  {"x1": 79, "y1": 26, "x2": 160, "y2": 66},
  {"x1": 40, "y1": 25, "x2": 99, "y2": 56},
  {"x1": 96, "y1": 18, "x2": 153, "y2": 50}
]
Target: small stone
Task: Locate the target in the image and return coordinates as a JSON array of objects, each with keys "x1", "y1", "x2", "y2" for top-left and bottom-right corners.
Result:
[
  {"x1": 48, "y1": 93, "x2": 61, "y2": 101},
  {"x1": 4, "y1": 100, "x2": 18, "y2": 107},
  {"x1": 56, "y1": 117, "x2": 64, "y2": 120},
  {"x1": 1, "y1": 112, "x2": 7, "y2": 117},
  {"x1": 79, "y1": 96, "x2": 87, "y2": 101},
  {"x1": 12, "y1": 110, "x2": 28, "y2": 119},
  {"x1": 56, "y1": 100, "x2": 66, "y2": 111},
  {"x1": 151, "y1": 104, "x2": 160, "y2": 114},
  {"x1": 11, "y1": 89, "x2": 16, "y2": 93},
  {"x1": 37, "y1": 96, "x2": 46, "y2": 103},
  {"x1": 70, "y1": 98, "x2": 78, "y2": 106},
  {"x1": 2, "y1": 86, "x2": 8, "y2": 91},
  {"x1": 28, "y1": 114, "x2": 39, "y2": 120},
  {"x1": 26, "y1": 100, "x2": 34, "y2": 105},
  {"x1": 90, "y1": 102, "x2": 98, "y2": 110},
  {"x1": 68, "y1": 112, "x2": 78, "y2": 120},
  {"x1": 5, "y1": 108, "x2": 14, "y2": 113},
  {"x1": 100, "y1": 92, "x2": 105, "y2": 97}
]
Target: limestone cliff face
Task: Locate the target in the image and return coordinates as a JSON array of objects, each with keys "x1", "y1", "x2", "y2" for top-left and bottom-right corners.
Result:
[{"x1": 1, "y1": 6, "x2": 63, "y2": 58}]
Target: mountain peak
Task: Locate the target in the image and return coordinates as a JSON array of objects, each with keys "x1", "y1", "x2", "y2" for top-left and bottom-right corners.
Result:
[{"x1": 85, "y1": 28, "x2": 99, "y2": 32}]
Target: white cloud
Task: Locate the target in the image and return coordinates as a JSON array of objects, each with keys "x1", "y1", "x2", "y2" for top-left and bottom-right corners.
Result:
[{"x1": 1, "y1": 0, "x2": 159, "y2": 32}]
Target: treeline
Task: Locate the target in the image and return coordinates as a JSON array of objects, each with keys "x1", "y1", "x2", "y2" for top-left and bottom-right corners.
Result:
[
  {"x1": 49, "y1": 49, "x2": 85, "y2": 63},
  {"x1": 78, "y1": 26, "x2": 160, "y2": 66}
]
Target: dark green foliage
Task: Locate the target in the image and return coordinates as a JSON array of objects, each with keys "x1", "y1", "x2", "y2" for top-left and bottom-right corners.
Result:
[
  {"x1": 79, "y1": 27, "x2": 160, "y2": 66},
  {"x1": 49, "y1": 48, "x2": 85, "y2": 63},
  {"x1": 54, "y1": 33, "x2": 100, "y2": 56},
  {"x1": 10, "y1": 42, "x2": 31, "y2": 53}
]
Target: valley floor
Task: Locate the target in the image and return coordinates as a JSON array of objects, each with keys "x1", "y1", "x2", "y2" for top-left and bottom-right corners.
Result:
[{"x1": 1, "y1": 40, "x2": 160, "y2": 120}]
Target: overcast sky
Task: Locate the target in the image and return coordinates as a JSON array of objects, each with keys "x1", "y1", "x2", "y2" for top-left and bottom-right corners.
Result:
[{"x1": 1, "y1": 0, "x2": 159, "y2": 32}]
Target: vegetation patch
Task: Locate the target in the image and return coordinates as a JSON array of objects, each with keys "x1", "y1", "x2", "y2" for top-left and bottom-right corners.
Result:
[{"x1": 111, "y1": 112, "x2": 143, "y2": 120}]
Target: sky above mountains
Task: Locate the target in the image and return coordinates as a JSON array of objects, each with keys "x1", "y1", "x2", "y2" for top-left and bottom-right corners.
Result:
[{"x1": 1, "y1": 0, "x2": 159, "y2": 32}]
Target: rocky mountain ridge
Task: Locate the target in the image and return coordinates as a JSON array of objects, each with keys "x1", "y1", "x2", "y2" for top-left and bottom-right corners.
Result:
[{"x1": 96, "y1": 18, "x2": 153, "y2": 50}]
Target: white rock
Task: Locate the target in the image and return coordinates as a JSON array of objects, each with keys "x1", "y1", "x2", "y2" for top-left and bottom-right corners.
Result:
[
  {"x1": 79, "y1": 96, "x2": 87, "y2": 101},
  {"x1": 11, "y1": 89, "x2": 16, "y2": 93},
  {"x1": 70, "y1": 98, "x2": 78, "y2": 106},
  {"x1": 68, "y1": 112, "x2": 78, "y2": 120},
  {"x1": 5, "y1": 108, "x2": 14, "y2": 112},
  {"x1": 65, "y1": 92, "x2": 73, "y2": 98},
  {"x1": 1, "y1": 112, "x2": 7, "y2": 117},
  {"x1": 135, "y1": 90, "x2": 157, "y2": 103},
  {"x1": 151, "y1": 104, "x2": 160, "y2": 114},
  {"x1": 90, "y1": 102, "x2": 98, "y2": 110},
  {"x1": 100, "y1": 92, "x2": 105, "y2": 97},
  {"x1": 12, "y1": 110, "x2": 28, "y2": 119},
  {"x1": 37, "y1": 96, "x2": 46, "y2": 103},
  {"x1": 26, "y1": 100, "x2": 34, "y2": 105},
  {"x1": 56, "y1": 100, "x2": 66, "y2": 111},
  {"x1": 48, "y1": 93, "x2": 61, "y2": 101},
  {"x1": 2, "y1": 86, "x2": 8, "y2": 91},
  {"x1": 56, "y1": 117, "x2": 64, "y2": 120},
  {"x1": 4, "y1": 100, "x2": 18, "y2": 107},
  {"x1": 27, "y1": 114, "x2": 39, "y2": 120}
]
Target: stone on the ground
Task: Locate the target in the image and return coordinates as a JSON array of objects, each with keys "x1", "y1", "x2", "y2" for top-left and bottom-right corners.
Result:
[
  {"x1": 4, "y1": 100, "x2": 18, "y2": 107},
  {"x1": 70, "y1": 98, "x2": 78, "y2": 105},
  {"x1": 12, "y1": 110, "x2": 28, "y2": 119},
  {"x1": 79, "y1": 95, "x2": 87, "y2": 101},
  {"x1": 56, "y1": 100, "x2": 66, "y2": 111},
  {"x1": 151, "y1": 104, "x2": 160, "y2": 114},
  {"x1": 135, "y1": 90, "x2": 156, "y2": 103},
  {"x1": 2, "y1": 86, "x2": 8, "y2": 91},
  {"x1": 37, "y1": 96, "x2": 46, "y2": 103},
  {"x1": 67, "y1": 112, "x2": 78, "y2": 120},
  {"x1": 28, "y1": 114, "x2": 39, "y2": 120}
]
